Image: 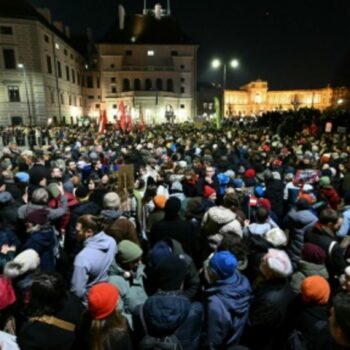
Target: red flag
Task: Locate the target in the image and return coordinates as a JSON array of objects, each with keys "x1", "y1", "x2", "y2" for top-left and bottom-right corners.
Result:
[
  {"x1": 126, "y1": 107, "x2": 133, "y2": 132},
  {"x1": 119, "y1": 101, "x2": 126, "y2": 131},
  {"x1": 98, "y1": 110, "x2": 107, "y2": 134},
  {"x1": 140, "y1": 106, "x2": 145, "y2": 131}
]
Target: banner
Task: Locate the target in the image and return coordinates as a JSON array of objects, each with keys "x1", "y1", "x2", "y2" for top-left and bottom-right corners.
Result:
[
  {"x1": 294, "y1": 169, "x2": 320, "y2": 184},
  {"x1": 98, "y1": 110, "x2": 107, "y2": 134}
]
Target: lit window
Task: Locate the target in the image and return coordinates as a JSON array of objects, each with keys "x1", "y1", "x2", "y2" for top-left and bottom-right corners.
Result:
[
  {"x1": 55, "y1": 43, "x2": 60, "y2": 50},
  {"x1": 147, "y1": 50, "x2": 155, "y2": 56}
]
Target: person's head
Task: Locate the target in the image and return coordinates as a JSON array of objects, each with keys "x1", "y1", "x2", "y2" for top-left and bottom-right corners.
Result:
[
  {"x1": 101, "y1": 174, "x2": 109, "y2": 186},
  {"x1": 207, "y1": 251, "x2": 238, "y2": 283},
  {"x1": 301, "y1": 243, "x2": 327, "y2": 264},
  {"x1": 260, "y1": 248, "x2": 292, "y2": 279},
  {"x1": 218, "y1": 234, "x2": 247, "y2": 263},
  {"x1": 76, "y1": 215, "x2": 102, "y2": 242},
  {"x1": 256, "y1": 206, "x2": 269, "y2": 223},
  {"x1": 301, "y1": 276, "x2": 330, "y2": 305},
  {"x1": 203, "y1": 185, "x2": 217, "y2": 201},
  {"x1": 117, "y1": 240, "x2": 143, "y2": 271},
  {"x1": 319, "y1": 208, "x2": 342, "y2": 233},
  {"x1": 51, "y1": 167, "x2": 62, "y2": 181},
  {"x1": 329, "y1": 293, "x2": 350, "y2": 348},
  {"x1": 103, "y1": 192, "x2": 120, "y2": 210},
  {"x1": 88, "y1": 178, "x2": 96, "y2": 191},
  {"x1": 164, "y1": 197, "x2": 181, "y2": 220},
  {"x1": 67, "y1": 160, "x2": 76, "y2": 173},
  {"x1": 26, "y1": 209, "x2": 49, "y2": 231},
  {"x1": 28, "y1": 273, "x2": 67, "y2": 317},
  {"x1": 205, "y1": 166, "x2": 215, "y2": 179},
  {"x1": 31, "y1": 188, "x2": 49, "y2": 205}
]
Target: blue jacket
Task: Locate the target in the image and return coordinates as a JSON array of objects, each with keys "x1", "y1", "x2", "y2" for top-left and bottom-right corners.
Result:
[
  {"x1": 134, "y1": 292, "x2": 203, "y2": 350},
  {"x1": 204, "y1": 271, "x2": 252, "y2": 349}
]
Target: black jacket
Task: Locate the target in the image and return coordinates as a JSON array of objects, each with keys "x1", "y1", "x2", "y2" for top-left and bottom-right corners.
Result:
[{"x1": 265, "y1": 179, "x2": 284, "y2": 217}]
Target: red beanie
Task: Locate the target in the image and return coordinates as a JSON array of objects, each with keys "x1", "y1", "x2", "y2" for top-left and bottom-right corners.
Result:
[
  {"x1": 301, "y1": 276, "x2": 330, "y2": 305},
  {"x1": 245, "y1": 168, "x2": 256, "y2": 179},
  {"x1": 258, "y1": 198, "x2": 271, "y2": 211},
  {"x1": 204, "y1": 185, "x2": 216, "y2": 198},
  {"x1": 88, "y1": 283, "x2": 119, "y2": 320}
]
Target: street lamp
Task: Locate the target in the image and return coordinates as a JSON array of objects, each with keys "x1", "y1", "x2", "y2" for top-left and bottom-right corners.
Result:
[
  {"x1": 17, "y1": 63, "x2": 32, "y2": 126},
  {"x1": 211, "y1": 58, "x2": 240, "y2": 119}
]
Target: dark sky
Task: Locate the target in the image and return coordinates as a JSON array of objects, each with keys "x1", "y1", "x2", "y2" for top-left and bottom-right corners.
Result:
[{"x1": 29, "y1": 0, "x2": 350, "y2": 89}]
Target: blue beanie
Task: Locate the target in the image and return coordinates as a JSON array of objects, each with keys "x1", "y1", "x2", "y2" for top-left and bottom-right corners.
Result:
[
  {"x1": 255, "y1": 186, "x2": 265, "y2": 198},
  {"x1": 233, "y1": 178, "x2": 244, "y2": 189},
  {"x1": 15, "y1": 172, "x2": 29, "y2": 183},
  {"x1": 148, "y1": 241, "x2": 172, "y2": 268},
  {"x1": 209, "y1": 251, "x2": 237, "y2": 279}
]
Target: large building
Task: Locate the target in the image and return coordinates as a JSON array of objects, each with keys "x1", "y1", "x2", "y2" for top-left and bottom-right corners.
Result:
[
  {"x1": 84, "y1": 4, "x2": 198, "y2": 125},
  {"x1": 224, "y1": 80, "x2": 349, "y2": 117},
  {"x1": 0, "y1": 0, "x2": 198, "y2": 126},
  {"x1": 0, "y1": 0, "x2": 85, "y2": 126}
]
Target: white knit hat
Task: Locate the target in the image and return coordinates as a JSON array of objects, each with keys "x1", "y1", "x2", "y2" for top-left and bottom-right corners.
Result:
[
  {"x1": 103, "y1": 192, "x2": 121, "y2": 209},
  {"x1": 265, "y1": 228, "x2": 287, "y2": 247},
  {"x1": 4, "y1": 249, "x2": 40, "y2": 278},
  {"x1": 265, "y1": 249, "x2": 292, "y2": 278}
]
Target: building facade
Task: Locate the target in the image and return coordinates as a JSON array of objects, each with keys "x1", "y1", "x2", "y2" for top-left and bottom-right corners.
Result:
[
  {"x1": 224, "y1": 80, "x2": 346, "y2": 117},
  {"x1": 0, "y1": 0, "x2": 85, "y2": 126}
]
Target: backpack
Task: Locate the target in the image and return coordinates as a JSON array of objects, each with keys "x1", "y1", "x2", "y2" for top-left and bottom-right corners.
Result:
[{"x1": 138, "y1": 305, "x2": 183, "y2": 350}]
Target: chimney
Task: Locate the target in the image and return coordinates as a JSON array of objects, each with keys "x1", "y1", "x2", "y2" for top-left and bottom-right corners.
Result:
[
  {"x1": 154, "y1": 3, "x2": 162, "y2": 19},
  {"x1": 36, "y1": 8, "x2": 51, "y2": 23},
  {"x1": 118, "y1": 5, "x2": 125, "y2": 30},
  {"x1": 53, "y1": 21, "x2": 63, "y2": 32},
  {"x1": 65, "y1": 25, "x2": 70, "y2": 38}
]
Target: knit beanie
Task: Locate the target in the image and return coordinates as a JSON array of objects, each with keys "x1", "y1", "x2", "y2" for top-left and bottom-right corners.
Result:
[
  {"x1": 47, "y1": 183, "x2": 60, "y2": 199},
  {"x1": 103, "y1": 192, "x2": 120, "y2": 209},
  {"x1": 4, "y1": 249, "x2": 40, "y2": 278},
  {"x1": 118, "y1": 240, "x2": 143, "y2": 265},
  {"x1": 164, "y1": 197, "x2": 181, "y2": 219},
  {"x1": 301, "y1": 243, "x2": 326, "y2": 264},
  {"x1": 153, "y1": 195, "x2": 167, "y2": 209},
  {"x1": 148, "y1": 241, "x2": 173, "y2": 268},
  {"x1": 27, "y1": 209, "x2": 49, "y2": 226},
  {"x1": 209, "y1": 251, "x2": 237, "y2": 280},
  {"x1": 15, "y1": 172, "x2": 29, "y2": 183},
  {"x1": 0, "y1": 192, "x2": 13, "y2": 204},
  {"x1": 245, "y1": 169, "x2": 256, "y2": 179},
  {"x1": 265, "y1": 228, "x2": 287, "y2": 247},
  {"x1": 155, "y1": 256, "x2": 187, "y2": 291},
  {"x1": 75, "y1": 186, "x2": 89, "y2": 200},
  {"x1": 258, "y1": 198, "x2": 271, "y2": 211},
  {"x1": 301, "y1": 276, "x2": 330, "y2": 305},
  {"x1": 88, "y1": 283, "x2": 119, "y2": 320},
  {"x1": 30, "y1": 166, "x2": 49, "y2": 186},
  {"x1": 171, "y1": 181, "x2": 183, "y2": 193},
  {"x1": 203, "y1": 185, "x2": 216, "y2": 199},
  {"x1": 264, "y1": 248, "x2": 292, "y2": 278},
  {"x1": 319, "y1": 176, "x2": 331, "y2": 188}
]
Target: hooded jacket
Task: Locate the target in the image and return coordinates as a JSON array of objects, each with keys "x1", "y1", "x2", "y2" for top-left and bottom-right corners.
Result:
[
  {"x1": 204, "y1": 271, "x2": 252, "y2": 349},
  {"x1": 71, "y1": 231, "x2": 117, "y2": 303}
]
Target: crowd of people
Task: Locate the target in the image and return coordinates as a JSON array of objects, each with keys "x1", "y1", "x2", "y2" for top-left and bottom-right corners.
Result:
[{"x1": 0, "y1": 111, "x2": 350, "y2": 350}]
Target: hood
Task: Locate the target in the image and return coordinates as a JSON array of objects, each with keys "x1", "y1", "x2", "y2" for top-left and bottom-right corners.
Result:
[
  {"x1": 206, "y1": 271, "x2": 252, "y2": 315},
  {"x1": 298, "y1": 260, "x2": 329, "y2": 279},
  {"x1": 143, "y1": 293, "x2": 191, "y2": 336},
  {"x1": 28, "y1": 227, "x2": 55, "y2": 248},
  {"x1": 288, "y1": 209, "x2": 318, "y2": 226},
  {"x1": 101, "y1": 209, "x2": 121, "y2": 223},
  {"x1": 0, "y1": 192, "x2": 13, "y2": 205},
  {"x1": 169, "y1": 193, "x2": 186, "y2": 202},
  {"x1": 167, "y1": 238, "x2": 185, "y2": 256},
  {"x1": 85, "y1": 231, "x2": 115, "y2": 252}
]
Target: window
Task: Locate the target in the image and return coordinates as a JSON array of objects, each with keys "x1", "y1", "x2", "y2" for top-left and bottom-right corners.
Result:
[
  {"x1": 96, "y1": 77, "x2": 100, "y2": 89},
  {"x1": 111, "y1": 77, "x2": 116, "y2": 83},
  {"x1": 68, "y1": 95, "x2": 72, "y2": 105},
  {"x1": 55, "y1": 43, "x2": 60, "y2": 50},
  {"x1": 123, "y1": 78, "x2": 130, "y2": 92},
  {"x1": 134, "y1": 79, "x2": 141, "y2": 91},
  {"x1": 71, "y1": 69, "x2": 75, "y2": 84},
  {"x1": 66, "y1": 66, "x2": 70, "y2": 81},
  {"x1": 70, "y1": 53, "x2": 74, "y2": 60},
  {"x1": 110, "y1": 64, "x2": 115, "y2": 68},
  {"x1": 3, "y1": 49, "x2": 16, "y2": 69},
  {"x1": 147, "y1": 50, "x2": 155, "y2": 56},
  {"x1": 181, "y1": 87, "x2": 185, "y2": 93},
  {"x1": 77, "y1": 73, "x2": 80, "y2": 85},
  {"x1": 181, "y1": 78, "x2": 185, "y2": 83},
  {"x1": 156, "y1": 78, "x2": 163, "y2": 91},
  {"x1": 111, "y1": 87, "x2": 117, "y2": 93},
  {"x1": 96, "y1": 104, "x2": 100, "y2": 109},
  {"x1": 81, "y1": 75, "x2": 85, "y2": 87},
  {"x1": 60, "y1": 94, "x2": 64, "y2": 105},
  {"x1": 46, "y1": 55, "x2": 52, "y2": 74},
  {"x1": 125, "y1": 50, "x2": 132, "y2": 56},
  {"x1": 86, "y1": 76, "x2": 93, "y2": 88},
  {"x1": 44, "y1": 34, "x2": 50, "y2": 43},
  {"x1": 64, "y1": 49, "x2": 68, "y2": 56},
  {"x1": 73, "y1": 96, "x2": 77, "y2": 106},
  {"x1": 180, "y1": 64, "x2": 185, "y2": 69},
  {"x1": 0, "y1": 26, "x2": 13, "y2": 35},
  {"x1": 166, "y1": 79, "x2": 174, "y2": 92},
  {"x1": 8, "y1": 86, "x2": 20, "y2": 102},
  {"x1": 50, "y1": 89, "x2": 55, "y2": 104},
  {"x1": 180, "y1": 104, "x2": 185, "y2": 109},
  {"x1": 113, "y1": 104, "x2": 117, "y2": 109},
  {"x1": 171, "y1": 50, "x2": 178, "y2": 56},
  {"x1": 88, "y1": 96, "x2": 94, "y2": 99},
  {"x1": 57, "y1": 61, "x2": 62, "y2": 78},
  {"x1": 145, "y1": 78, "x2": 152, "y2": 91}
]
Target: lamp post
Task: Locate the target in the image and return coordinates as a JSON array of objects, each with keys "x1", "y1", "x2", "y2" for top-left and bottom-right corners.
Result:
[
  {"x1": 17, "y1": 63, "x2": 32, "y2": 126},
  {"x1": 211, "y1": 58, "x2": 239, "y2": 119}
]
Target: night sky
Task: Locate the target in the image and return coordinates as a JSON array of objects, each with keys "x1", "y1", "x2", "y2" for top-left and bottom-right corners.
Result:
[{"x1": 29, "y1": 0, "x2": 350, "y2": 90}]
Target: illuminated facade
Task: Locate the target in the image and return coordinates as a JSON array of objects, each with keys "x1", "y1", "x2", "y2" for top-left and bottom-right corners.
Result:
[{"x1": 224, "y1": 80, "x2": 336, "y2": 117}]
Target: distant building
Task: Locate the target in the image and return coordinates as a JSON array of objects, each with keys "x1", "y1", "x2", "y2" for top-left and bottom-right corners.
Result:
[
  {"x1": 86, "y1": 2, "x2": 198, "y2": 125},
  {"x1": 0, "y1": 0, "x2": 85, "y2": 126},
  {"x1": 224, "y1": 80, "x2": 349, "y2": 117}
]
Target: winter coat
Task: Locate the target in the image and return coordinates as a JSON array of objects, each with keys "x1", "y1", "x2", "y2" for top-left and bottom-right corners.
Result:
[
  {"x1": 290, "y1": 260, "x2": 329, "y2": 293},
  {"x1": 319, "y1": 187, "x2": 340, "y2": 210},
  {"x1": 71, "y1": 231, "x2": 117, "y2": 304},
  {"x1": 0, "y1": 193, "x2": 20, "y2": 230},
  {"x1": 22, "y1": 226, "x2": 57, "y2": 272},
  {"x1": 18, "y1": 293, "x2": 83, "y2": 350},
  {"x1": 285, "y1": 208, "x2": 318, "y2": 268},
  {"x1": 133, "y1": 292, "x2": 203, "y2": 350},
  {"x1": 147, "y1": 209, "x2": 165, "y2": 233},
  {"x1": 108, "y1": 261, "x2": 147, "y2": 327},
  {"x1": 243, "y1": 278, "x2": 295, "y2": 350},
  {"x1": 305, "y1": 222, "x2": 347, "y2": 277},
  {"x1": 265, "y1": 179, "x2": 284, "y2": 217},
  {"x1": 182, "y1": 179, "x2": 203, "y2": 198},
  {"x1": 204, "y1": 271, "x2": 252, "y2": 349}
]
